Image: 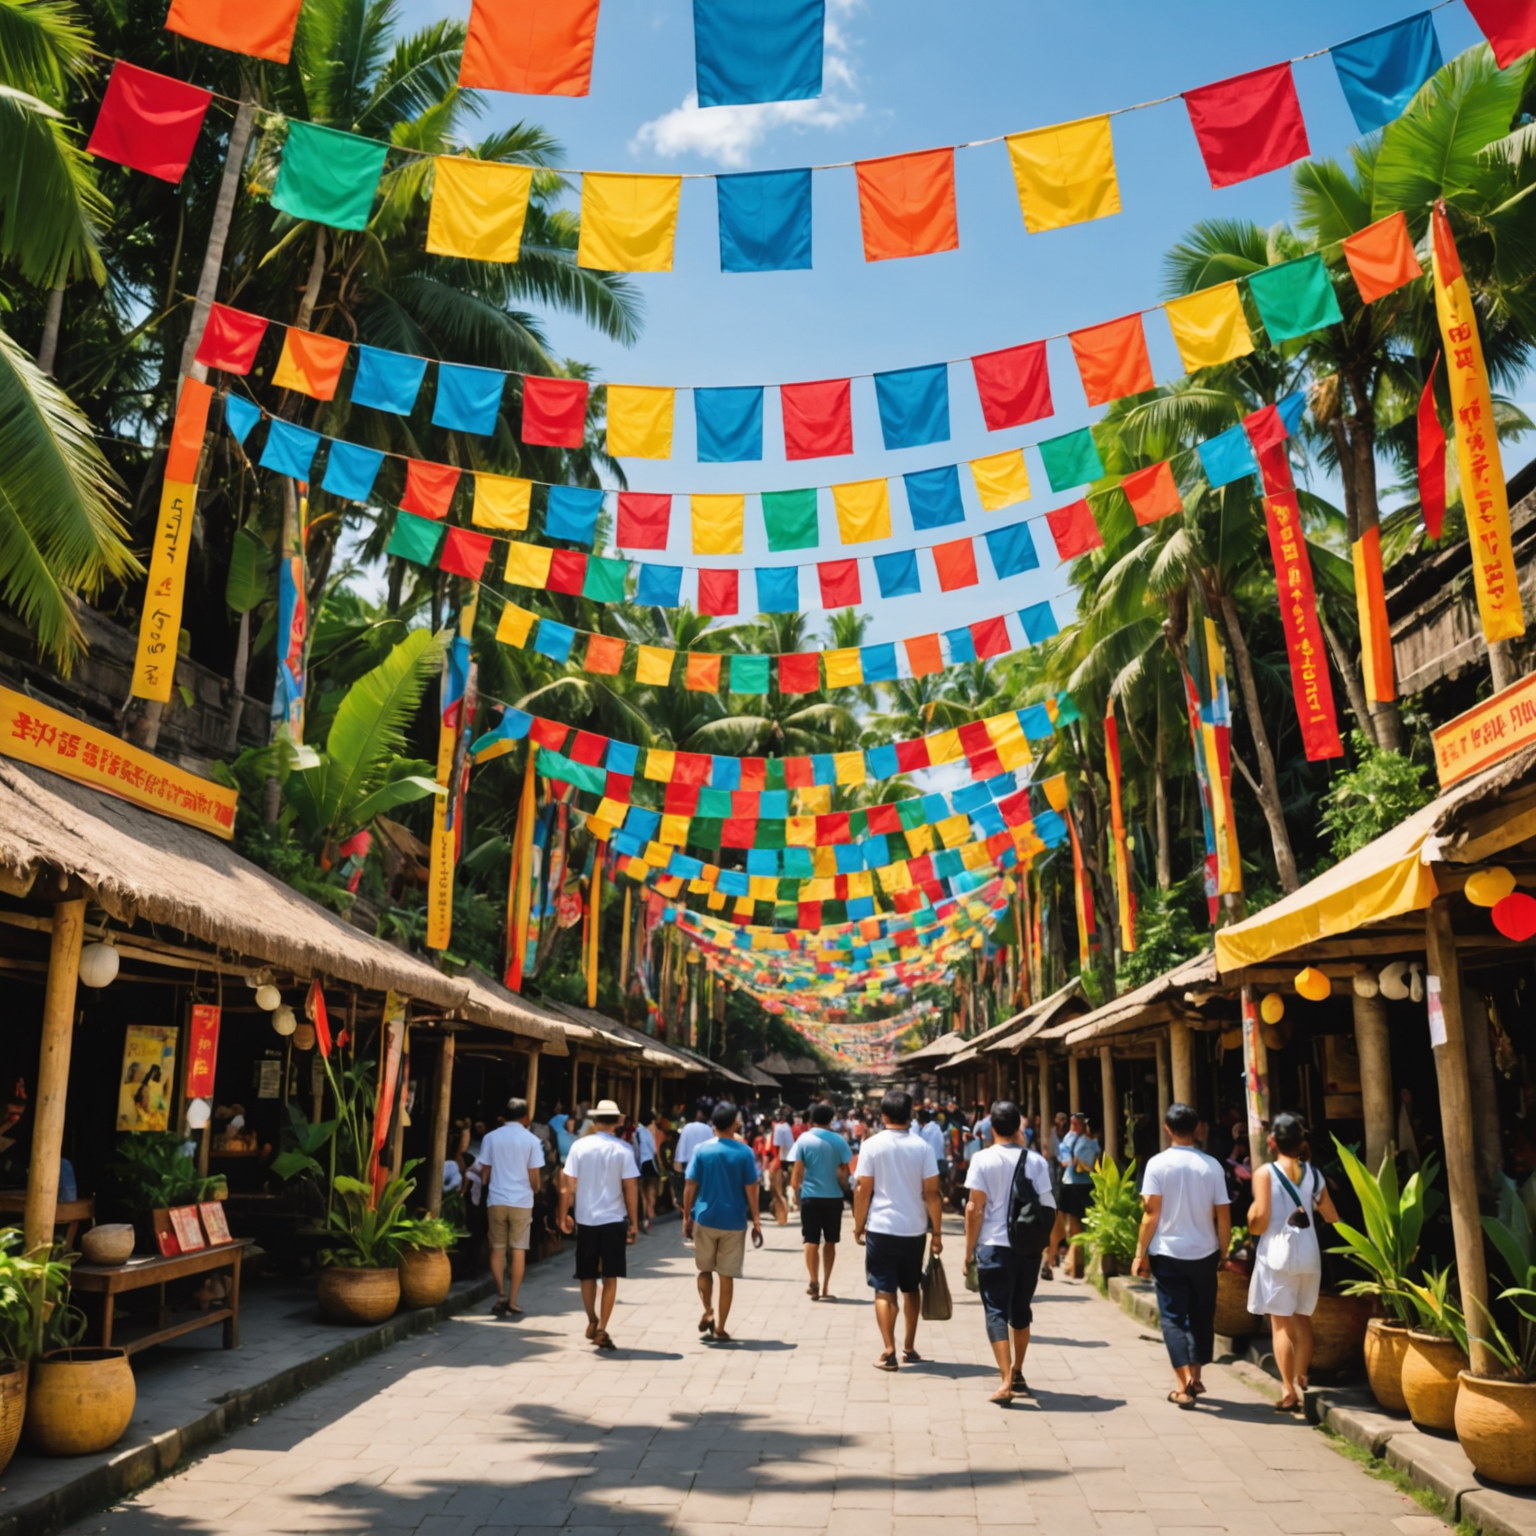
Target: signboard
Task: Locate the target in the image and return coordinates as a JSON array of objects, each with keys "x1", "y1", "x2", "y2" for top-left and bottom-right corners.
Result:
[
  {"x1": 117, "y1": 1024, "x2": 177, "y2": 1132},
  {"x1": 185, "y1": 1003, "x2": 220, "y2": 1100},
  {"x1": 0, "y1": 684, "x2": 237, "y2": 838},
  {"x1": 1432, "y1": 671, "x2": 1536, "y2": 788}
]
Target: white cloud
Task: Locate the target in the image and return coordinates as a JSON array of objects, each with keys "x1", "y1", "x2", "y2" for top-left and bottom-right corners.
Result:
[{"x1": 631, "y1": 0, "x2": 865, "y2": 170}]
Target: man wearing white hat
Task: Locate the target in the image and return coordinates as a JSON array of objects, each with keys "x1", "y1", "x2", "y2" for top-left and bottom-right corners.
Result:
[{"x1": 558, "y1": 1099, "x2": 639, "y2": 1350}]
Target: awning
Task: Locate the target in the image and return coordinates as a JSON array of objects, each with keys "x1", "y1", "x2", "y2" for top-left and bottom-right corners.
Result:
[
  {"x1": 1059, "y1": 952, "x2": 1218, "y2": 1046},
  {"x1": 894, "y1": 1030, "x2": 967, "y2": 1066},
  {"x1": 991, "y1": 977, "x2": 1091, "y2": 1053}
]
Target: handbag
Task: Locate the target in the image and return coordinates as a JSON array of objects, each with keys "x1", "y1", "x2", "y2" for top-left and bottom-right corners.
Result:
[
  {"x1": 964, "y1": 1257, "x2": 980, "y2": 1293},
  {"x1": 920, "y1": 1252, "x2": 953, "y2": 1321},
  {"x1": 1264, "y1": 1163, "x2": 1314, "y2": 1274}
]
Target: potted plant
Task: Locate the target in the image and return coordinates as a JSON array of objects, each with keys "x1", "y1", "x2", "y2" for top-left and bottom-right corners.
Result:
[
  {"x1": 1069, "y1": 1156, "x2": 1140, "y2": 1281},
  {"x1": 1456, "y1": 1171, "x2": 1536, "y2": 1484},
  {"x1": 1215, "y1": 1226, "x2": 1260, "y2": 1339},
  {"x1": 317, "y1": 1168, "x2": 415, "y2": 1325},
  {"x1": 396, "y1": 1216, "x2": 463, "y2": 1309},
  {"x1": 1401, "y1": 1264, "x2": 1469, "y2": 1434},
  {"x1": 1329, "y1": 1139, "x2": 1440, "y2": 1412},
  {"x1": 0, "y1": 1232, "x2": 90, "y2": 1466},
  {"x1": 106, "y1": 1134, "x2": 224, "y2": 1252}
]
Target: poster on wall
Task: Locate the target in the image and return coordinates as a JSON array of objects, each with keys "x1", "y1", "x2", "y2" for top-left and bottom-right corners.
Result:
[{"x1": 117, "y1": 1025, "x2": 177, "y2": 1132}]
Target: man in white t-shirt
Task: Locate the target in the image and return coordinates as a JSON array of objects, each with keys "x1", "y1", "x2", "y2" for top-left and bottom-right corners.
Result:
[
  {"x1": 770, "y1": 1111, "x2": 795, "y2": 1219},
  {"x1": 473, "y1": 1098, "x2": 547, "y2": 1317},
  {"x1": 673, "y1": 1107, "x2": 712, "y2": 1210},
  {"x1": 1132, "y1": 1101, "x2": 1232, "y2": 1407},
  {"x1": 558, "y1": 1100, "x2": 640, "y2": 1350},
  {"x1": 853, "y1": 1089, "x2": 942, "y2": 1371},
  {"x1": 963, "y1": 1099, "x2": 1055, "y2": 1402}
]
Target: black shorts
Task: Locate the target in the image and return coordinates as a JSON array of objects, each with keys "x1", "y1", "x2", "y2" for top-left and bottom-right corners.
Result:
[
  {"x1": 800, "y1": 1197, "x2": 844, "y2": 1246},
  {"x1": 640, "y1": 1160, "x2": 658, "y2": 1179},
  {"x1": 975, "y1": 1243, "x2": 1043, "y2": 1341},
  {"x1": 1057, "y1": 1183, "x2": 1090, "y2": 1219},
  {"x1": 574, "y1": 1221, "x2": 628, "y2": 1281},
  {"x1": 865, "y1": 1231, "x2": 927, "y2": 1295}
]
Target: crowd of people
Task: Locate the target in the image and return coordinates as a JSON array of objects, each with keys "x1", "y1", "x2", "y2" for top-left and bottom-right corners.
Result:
[{"x1": 455, "y1": 1087, "x2": 1341, "y2": 1411}]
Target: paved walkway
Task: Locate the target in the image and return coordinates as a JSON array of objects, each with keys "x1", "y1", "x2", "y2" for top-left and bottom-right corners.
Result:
[{"x1": 88, "y1": 1215, "x2": 1449, "y2": 1536}]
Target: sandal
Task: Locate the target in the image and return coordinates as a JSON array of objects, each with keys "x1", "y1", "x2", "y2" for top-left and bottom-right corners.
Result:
[
  {"x1": 699, "y1": 1313, "x2": 715, "y2": 1336},
  {"x1": 491, "y1": 1300, "x2": 511, "y2": 1317},
  {"x1": 1188, "y1": 1380, "x2": 1207, "y2": 1396},
  {"x1": 594, "y1": 1330, "x2": 616, "y2": 1351},
  {"x1": 989, "y1": 1387, "x2": 1014, "y2": 1405},
  {"x1": 713, "y1": 1329, "x2": 732, "y2": 1343},
  {"x1": 1274, "y1": 1396, "x2": 1300, "y2": 1412},
  {"x1": 584, "y1": 1318, "x2": 599, "y2": 1340},
  {"x1": 807, "y1": 1281, "x2": 819, "y2": 1299},
  {"x1": 1167, "y1": 1390, "x2": 1196, "y2": 1410},
  {"x1": 1010, "y1": 1371, "x2": 1028, "y2": 1394},
  {"x1": 875, "y1": 1352, "x2": 899, "y2": 1372},
  {"x1": 903, "y1": 1349, "x2": 922, "y2": 1363}
]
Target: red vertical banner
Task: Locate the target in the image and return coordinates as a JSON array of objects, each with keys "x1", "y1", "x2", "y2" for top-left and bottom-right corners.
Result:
[
  {"x1": 1066, "y1": 812, "x2": 1095, "y2": 970},
  {"x1": 1102, "y1": 706, "x2": 1136, "y2": 952},
  {"x1": 1418, "y1": 355, "x2": 1446, "y2": 541},
  {"x1": 185, "y1": 1003, "x2": 220, "y2": 1100},
  {"x1": 1258, "y1": 442, "x2": 1343, "y2": 761}
]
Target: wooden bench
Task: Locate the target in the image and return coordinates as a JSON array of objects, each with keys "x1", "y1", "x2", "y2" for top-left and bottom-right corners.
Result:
[
  {"x1": 0, "y1": 1193, "x2": 94, "y2": 1250},
  {"x1": 70, "y1": 1240, "x2": 249, "y2": 1354}
]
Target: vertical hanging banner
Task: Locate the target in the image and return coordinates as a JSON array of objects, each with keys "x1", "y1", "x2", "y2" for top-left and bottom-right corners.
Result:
[
  {"x1": 1258, "y1": 443, "x2": 1343, "y2": 761},
  {"x1": 369, "y1": 992, "x2": 407, "y2": 1196},
  {"x1": 1178, "y1": 660, "x2": 1219, "y2": 925},
  {"x1": 1103, "y1": 705, "x2": 1136, "y2": 953},
  {"x1": 185, "y1": 1002, "x2": 221, "y2": 1101},
  {"x1": 506, "y1": 742, "x2": 539, "y2": 990},
  {"x1": 1432, "y1": 200, "x2": 1526, "y2": 645},
  {"x1": 1419, "y1": 354, "x2": 1446, "y2": 540},
  {"x1": 427, "y1": 597, "x2": 478, "y2": 951},
  {"x1": 132, "y1": 379, "x2": 211, "y2": 701},
  {"x1": 1203, "y1": 618, "x2": 1242, "y2": 899},
  {"x1": 272, "y1": 548, "x2": 307, "y2": 738}
]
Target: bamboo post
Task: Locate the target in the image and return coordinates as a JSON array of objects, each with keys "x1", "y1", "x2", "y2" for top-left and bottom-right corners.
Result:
[
  {"x1": 1425, "y1": 901, "x2": 1494, "y2": 1378},
  {"x1": 1169, "y1": 1021, "x2": 1195, "y2": 1110},
  {"x1": 26, "y1": 899, "x2": 85, "y2": 1252},
  {"x1": 425, "y1": 1031, "x2": 454, "y2": 1218},
  {"x1": 1460, "y1": 986, "x2": 1503, "y2": 1198},
  {"x1": 1155, "y1": 1032, "x2": 1171, "y2": 1148},
  {"x1": 1099, "y1": 1046, "x2": 1120, "y2": 1163},
  {"x1": 1352, "y1": 991, "x2": 1394, "y2": 1174},
  {"x1": 1067, "y1": 1053, "x2": 1081, "y2": 1116},
  {"x1": 1241, "y1": 984, "x2": 1270, "y2": 1170},
  {"x1": 524, "y1": 1043, "x2": 541, "y2": 1119},
  {"x1": 1036, "y1": 1048, "x2": 1052, "y2": 1137}
]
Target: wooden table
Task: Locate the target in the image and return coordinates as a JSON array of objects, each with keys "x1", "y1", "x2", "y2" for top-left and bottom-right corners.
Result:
[
  {"x1": 70, "y1": 1241, "x2": 249, "y2": 1354},
  {"x1": 0, "y1": 1193, "x2": 94, "y2": 1249}
]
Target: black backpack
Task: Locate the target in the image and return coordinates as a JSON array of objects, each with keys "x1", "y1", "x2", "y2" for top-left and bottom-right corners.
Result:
[{"x1": 1006, "y1": 1149, "x2": 1056, "y2": 1253}]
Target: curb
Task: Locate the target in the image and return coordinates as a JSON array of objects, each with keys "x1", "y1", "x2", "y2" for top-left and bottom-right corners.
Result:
[
  {"x1": 0, "y1": 1273, "x2": 498, "y2": 1536},
  {"x1": 1098, "y1": 1272, "x2": 1536, "y2": 1536}
]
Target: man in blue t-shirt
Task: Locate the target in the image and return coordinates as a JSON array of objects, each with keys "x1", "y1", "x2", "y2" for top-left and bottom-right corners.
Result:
[
  {"x1": 790, "y1": 1101, "x2": 853, "y2": 1301},
  {"x1": 683, "y1": 1101, "x2": 761, "y2": 1343}
]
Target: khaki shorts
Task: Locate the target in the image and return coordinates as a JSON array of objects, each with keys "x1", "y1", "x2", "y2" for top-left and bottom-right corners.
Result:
[
  {"x1": 487, "y1": 1204, "x2": 533, "y2": 1252},
  {"x1": 693, "y1": 1225, "x2": 746, "y2": 1278}
]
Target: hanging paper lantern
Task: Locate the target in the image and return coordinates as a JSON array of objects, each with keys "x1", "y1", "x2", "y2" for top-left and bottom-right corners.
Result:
[
  {"x1": 78, "y1": 941, "x2": 120, "y2": 989},
  {"x1": 255, "y1": 983, "x2": 282, "y2": 1011},
  {"x1": 1219, "y1": 1026, "x2": 1242, "y2": 1052},
  {"x1": 1352, "y1": 972, "x2": 1379, "y2": 998},
  {"x1": 1260, "y1": 993, "x2": 1285, "y2": 1024},
  {"x1": 186, "y1": 1098, "x2": 211, "y2": 1129},
  {"x1": 1294, "y1": 967, "x2": 1331, "y2": 1002},
  {"x1": 1467, "y1": 866, "x2": 1517, "y2": 907},
  {"x1": 272, "y1": 1004, "x2": 298, "y2": 1036},
  {"x1": 1261, "y1": 1020, "x2": 1291, "y2": 1052},
  {"x1": 1492, "y1": 892, "x2": 1536, "y2": 942},
  {"x1": 293, "y1": 1023, "x2": 316, "y2": 1051}
]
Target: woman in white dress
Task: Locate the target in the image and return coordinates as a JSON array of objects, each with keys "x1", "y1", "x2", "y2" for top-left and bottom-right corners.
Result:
[{"x1": 1246, "y1": 1113, "x2": 1339, "y2": 1412}]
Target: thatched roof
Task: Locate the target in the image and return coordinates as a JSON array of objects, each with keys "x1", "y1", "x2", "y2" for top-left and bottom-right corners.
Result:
[
  {"x1": 0, "y1": 760, "x2": 565, "y2": 1045},
  {"x1": 537, "y1": 998, "x2": 702, "y2": 1071},
  {"x1": 1058, "y1": 953, "x2": 1218, "y2": 1048},
  {"x1": 989, "y1": 977, "x2": 1092, "y2": 1053},
  {"x1": 742, "y1": 1063, "x2": 782, "y2": 1088},
  {"x1": 756, "y1": 1052, "x2": 821, "y2": 1077},
  {"x1": 894, "y1": 1030, "x2": 967, "y2": 1066}
]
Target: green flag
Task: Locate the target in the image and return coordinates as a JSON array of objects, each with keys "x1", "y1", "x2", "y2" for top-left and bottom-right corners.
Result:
[{"x1": 273, "y1": 121, "x2": 388, "y2": 232}]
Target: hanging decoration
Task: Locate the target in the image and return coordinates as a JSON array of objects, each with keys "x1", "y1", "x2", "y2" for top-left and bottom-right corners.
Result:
[
  {"x1": 427, "y1": 596, "x2": 478, "y2": 951},
  {"x1": 1103, "y1": 703, "x2": 1136, "y2": 953},
  {"x1": 1418, "y1": 354, "x2": 1447, "y2": 540},
  {"x1": 505, "y1": 742, "x2": 539, "y2": 990}
]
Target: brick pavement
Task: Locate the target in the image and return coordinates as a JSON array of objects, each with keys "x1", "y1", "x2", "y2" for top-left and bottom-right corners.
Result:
[{"x1": 84, "y1": 1214, "x2": 1450, "y2": 1536}]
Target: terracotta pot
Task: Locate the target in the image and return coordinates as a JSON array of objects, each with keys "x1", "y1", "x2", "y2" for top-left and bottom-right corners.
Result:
[
  {"x1": 1455, "y1": 1371, "x2": 1536, "y2": 1486},
  {"x1": 317, "y1": 1265, "x2": 400, "y2": 1326},
  {"x1": 1402, "y1": 1331, "x2": 1468, "y2": 1433},
  {"x1": 1308, "y1": 1293, "x2": 1371, "y2": 1377},
  {"x1": 398, "y1": 1248, "x2": 451, "y2": 1309},
  {"x1": 0, "y1": 1360, "x2": 26, "y2": 1475},
  {"x1": 24, "y1": 1348, "x2": 134, "y2": 1456},
  {"x1": 1363, "y1": 1319, "x2": 1411, "y2": 1413},
  {"x1": 1214, "y1": 1267, "x2": 1259, "y2": 1338},
  {"x1": 79, "y1": 1224, "x2": 135, "y2": 1267}
]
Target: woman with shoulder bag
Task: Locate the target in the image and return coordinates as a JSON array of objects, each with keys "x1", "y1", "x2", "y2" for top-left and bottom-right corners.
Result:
[{"x1": 1246, "y1": 1113, "x2": 1339, "y2": 1412}]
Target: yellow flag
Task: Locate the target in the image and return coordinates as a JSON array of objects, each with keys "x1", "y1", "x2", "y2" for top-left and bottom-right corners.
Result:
[
  {"x1": 833, "y1": 750, "x2": 865, "y2": 785},
  {"x1": 690, "y1": 493, "x2": 744, "y2": 554},
  {"x1": 823, "y1": 648, "x2": 863, "y2": 687},
  {"x1": 1005, "y1": 116, "x2": 1120, "y2": 234},
  {"x1": 428, "y1": 596, "x2": 476, "y2": 950},
  {"x1": 495, "y1": 603, "x2": 536, "y2": 647},
  {"x1": 968, "y1": 449, "x2": 1031, "y2": 511},
  {"x1": 504, "y1": 542, "x2": 553, "y2": 589},
  {"x1": 1164, "y1": 282, "x2": 1254, "y2": 372},
  {"x1": 606, "y1": 385, "x2": 675, "y2": 459},
  {"x1": 636, "y1": 647, "x2": 675, "y2": 686},
  {"x1": 427, "y1": 159, "x2": 533, "y2": 263},
  {"x1": 578, "y1": 173, "x2": 682, "y2": 272},
  {"x1": 1432, "y1": 201, "x2": 1525, "y2": 644},
  {"x1": 131, "y1": 480, "x2": 197, "y2": 702},
  {"x1": 831, "y1": 478, "x2": 892, "y2": 543},
  {"x1": 472, "y1": 473, "x2": 532, "y2": 529}
]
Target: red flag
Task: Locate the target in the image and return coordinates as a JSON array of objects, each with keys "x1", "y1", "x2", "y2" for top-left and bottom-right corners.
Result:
[
  {"x1": 1258, "y1": 442, "x2": 1343, "y2": 761},
  {"x1": 88, "y1": 62, "x2": 211, "y2": 184},
  {"x1": 307, "y1": 980, "x2": 332, "y2": 1058},
  {"x1": 1419, "y1": 355, "x2": 1446, "y2": 540}
]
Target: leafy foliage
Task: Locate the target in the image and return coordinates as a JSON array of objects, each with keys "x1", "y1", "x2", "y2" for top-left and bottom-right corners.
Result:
[
  {"x1": 1070, "y1": 1155, "x2": 1142, "y2": 1269},
  {"x1": 0, "y1": 1228, "x2": 82, "y2": 1360},
  {"x1": 1115, "y1": 882, "x2": 1203, "y2": 990},
  {"x1": 1328, "y1": 1137, "x2": 1441, "y2": 1325},
  {"x1": 321, "y1": 1167, "x2": 419, "y2": 1268},
  {"x1": 1319, "y1": 733, "x2": 1434, "y2": 860}
]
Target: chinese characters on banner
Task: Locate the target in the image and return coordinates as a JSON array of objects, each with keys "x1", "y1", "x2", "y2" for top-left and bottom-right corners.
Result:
[
  {"x1": 1432, "y1": 200, "x2": 1526, "y2": 645},
  {"x1": 0, "y1": 684, "x2": 237, "y2": 837},
  {"x1": 185, "y1": 1003, "x2": 220, "y2": 1099},
  {"x1": 1432, "y1": 670, "x2": 1536, "y2": 788},
  {"x1": 1258, "y1": 443, "x2": 1342, "y2": 761}
]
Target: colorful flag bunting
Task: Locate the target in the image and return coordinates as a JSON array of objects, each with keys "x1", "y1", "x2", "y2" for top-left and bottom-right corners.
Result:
[
  {"x1": 522, "y1": 375, "x2": 589, "y2": 447},
  {"x1": 1123, "y1": 461, "x2": 1182, "y2": 524},
  {"x1": 966, "y1": 450, "x2": 1030, "y2": 512},
  {"x1": 260, "y1": 419, "x2": 320, "y2": 480},
  {"x1": 388, "y1": 510, "x2": 445, "y2": 566},
  {"x1": 1463, "y1": 0, "x2": 1536, "y2": 69},
  {"x1": 905, "y1": 464, "x2": 966, "y2": 526},
  {"x1": 873, "y1": 549, "x2": 920, "y2": 598},
  {"x1": 606, "y1": 384, "x2": 675, "y2": 458},
  {"x1": 271, "y1": 121, "x2": 387, "y2": 232},
  {"x1": 970, "y1": 340, "x2": 1052, "y2": 432},
  {"x1": 717, "y1": 169, "x2": 813, "y2": 272},
  {"x1": 352, "y1": 347, "x2": 426, "y2": 414},
  {"x1": 832, "y1": 478, "x2": 892, "y2": 543},
  {"x1": 780, "y1": 653, "x2": 821, "y2": 693},
  {"x1": 1198, "y1": 425, "x2": 1259, "y2": 488},
  {"x1": 698, "y1": 569, "x2": 739, "y2": 616},
  {"x1": 164, "y1": 378, "x2": 211, "y2": 484},
  {"x1": 874, "y1": 363, "x2": 950, "y2": 450},
  {"x1": 1019, "y1": 601, "x2": 1057, "y2": 644},
  {"x1": 692, "y1": 493, "x2": 746, "y2": 554},
  {"x1": 545, "y1": 484, "x2": 603, "y2": 544},
  {"x1": 1342, "y1": 211, "x2": 1422, "y2": 304},
  {"x1": 694, "y1": 0, "x2": 824, "y2": 106},
  {"x1": 427, "y1": 159, "x2": 533, "y2": 261},
  {"x1": 505, "y1": 543, "x2": 554, "y2": 589},
  {"x1": 195, "y1": 303, "x2": 266, "y2": 374},
  {"x1": 1038, "y1": 427, "x2": 1103, "y2": 493},
  {"x1": 324, "y1": 441, "x2": 383, "y2": 502},
  {"x1": 1247, "y1": 254, "x2": 1343, "y2": 342},
  {"x1": 440, "y1": 526, "x2": 494, "y2": 581},
  {"x1": 578, "y1": 173, "x2": 682, "y2": 271},
  {"x1": 1164, "y1": 282, "x2": 1254, "y2": 372},
  {"x1": 762, "y1": 487, "x2": 819, "y2": 550},
  {"x1": 88, "y1": 62, "x2": 211, "y2": 183},
  {"x1": 984, "y1": 520, "x2": 1039, "y2": 579},
  {"x1": 223, "y1": 394, "x2": 260, "y2": 443},
  {"x1": 401, "y1": 460, "x2": 460, "y2": 519},
  {"x1": 636, "y1": 564, "x2": 682, "y2": 606},
  {"x1": 782, "y1": 377, "x2": 853, "y2": 459},
  {"x1": 1046, "y1": 498, "x2": 1102, "y2": 560},
  {"x1": 1069, "y1": 313, "x2": 1154, "y2": 406},
  {"x1": 460, "y1": 0, "x2": 601, "y2": 94},
  {"x1": 757, "y1": 566, "x2": 800, "y2": 612},
  {"x1": 164, "y1": 0, "x2": 302, "y2": 62},
  {"x1": 854, "y1": 149, "x2": 960, "y2": 262},
  {"x1": 1331, "y1": 12, "x2": 1443, "y2": 134},
  {"x1": 818, "y1": 559, "x2": 861, "y2": 608},
  {"x1": 1103, "y1": 704, "x2": 1135, "y2": 952},
  {"x1": 636, "y1": 646, "x2": 675, "y2": 685},
  {"x1": 1418, "y1": 356, "x2": 1446, "y2": 540},
  {"x1": 1005, "y1": 115, "x2": 1120, "y2": 233},
  {"x1": 433, "y1": 364, "x2": 505, "y2": 434},
  {"x1": 473, "y1": 474, "x2": 533, "y2": 530},
  {"x1": 1183, "y1": 63, "x2": 1310, "y2": 189},
  {"x1": 931, "y1": 537, "x2": 979, "y2": 591},
  {"x1": 696, "y1": 386, "x2": 764, "y2": 461},
  {"x1": 617, "y1": 491, "x2": 671, "y2": 548}
]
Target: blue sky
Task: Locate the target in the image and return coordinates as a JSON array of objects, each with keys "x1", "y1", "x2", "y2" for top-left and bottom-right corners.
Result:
[{"x1": 396, "y1": 0, "x2": 1498, "y2": 647}]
